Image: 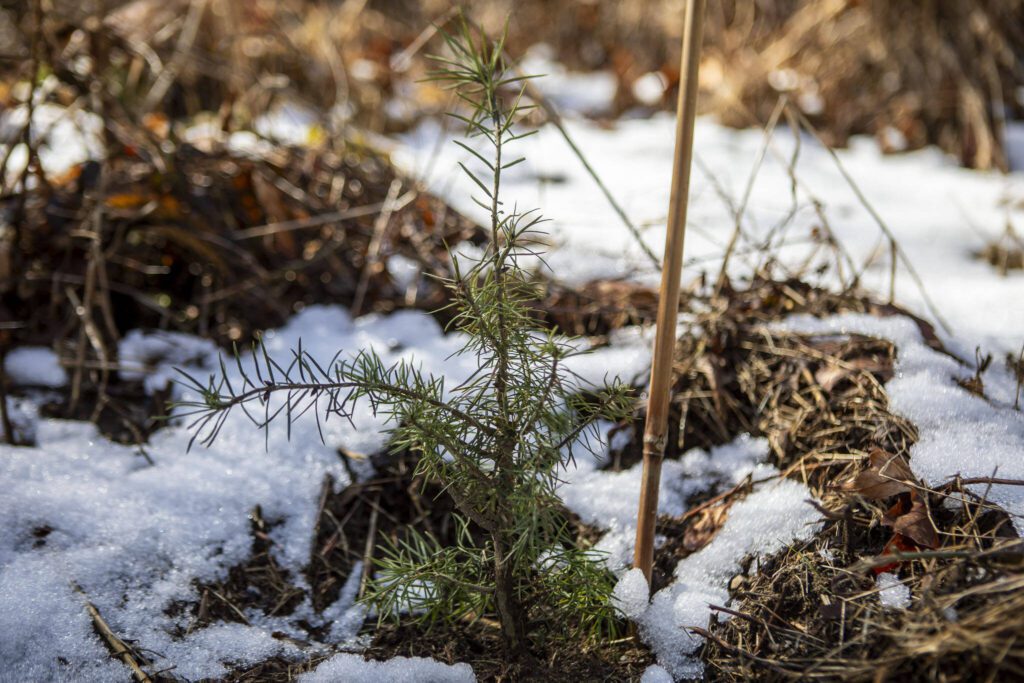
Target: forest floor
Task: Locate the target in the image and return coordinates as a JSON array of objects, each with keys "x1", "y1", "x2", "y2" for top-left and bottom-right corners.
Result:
[{"x1": 2, "y1": 11, "x2": 1024, "y2": 683}]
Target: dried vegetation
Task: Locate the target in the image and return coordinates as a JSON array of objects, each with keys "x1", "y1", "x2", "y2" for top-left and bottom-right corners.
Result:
[{"x1": 606, "y1": 274, "x2": 1024, "y2": 681}]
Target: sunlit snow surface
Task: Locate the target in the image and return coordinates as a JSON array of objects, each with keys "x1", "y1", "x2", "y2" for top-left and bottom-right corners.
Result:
[{"x1": 396, "y1": 114, "x2": 1024, "y2": 355}]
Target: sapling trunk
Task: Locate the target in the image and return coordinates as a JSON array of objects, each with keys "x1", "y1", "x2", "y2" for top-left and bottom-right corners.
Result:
[{"x1": 491, "y1": 532, "x2": 527, "y2": 654}]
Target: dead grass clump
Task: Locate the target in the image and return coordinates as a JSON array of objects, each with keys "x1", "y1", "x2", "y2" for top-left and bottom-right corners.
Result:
[
  {"x1": 307, "y1": 449, "x2": 459, "y2": 614},
  {"x1": 608, "y1": 275, "x2": 921, "y2": 589},
  {"x1": 387, "y1": 0, "x2": 1024, "y2": 169},
  {"x1": 366, "y1": 619, "x2": 654, "y2": 682},
  {"x1": 8, "y1": 140, "x2": 480, "y2": 350},
  {"x1": 15, "y1": 0, "x2": 1022, "y2": 168},
  {"x1": 702, "y1": 487, "x2": 1024, "y2": 682},
  {"x1": 607, "y1": 273, "x2": 1022, "y2": 679},
  {"x1": 608, "y1": 276, "x2": 926, "y2": 471},
  {"x1": 703, "y1": 0, "x2": 1024, "y2": 170},
  {"x1": 613, "y1": 275, "x2": 1024, "y2": 681},
  {"x1": 533, "y1": 279, "x2": 658, "y2": 338},
  {"x1": 2, "y1": 125, "x2": 481, "y2": 446}
]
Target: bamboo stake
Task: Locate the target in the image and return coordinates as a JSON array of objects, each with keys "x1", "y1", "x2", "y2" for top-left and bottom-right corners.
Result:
[{"x1": 633, "y1": 0, "x2": 706, "y2": 584}]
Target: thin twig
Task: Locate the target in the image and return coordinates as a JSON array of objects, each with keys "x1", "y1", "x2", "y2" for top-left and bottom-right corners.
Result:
[
  {"x1": 352, "y1": 179, "x2": 403, "y2": 316},
  {"x1": 357, "y1": 492, "x2": 381, "y2": 600},
  {"x1": 73, "y1": 583, "x2": 153, "y2": 682},
  {"x1": 787, "y1": 105, "x2": 952, "y2": 334}
]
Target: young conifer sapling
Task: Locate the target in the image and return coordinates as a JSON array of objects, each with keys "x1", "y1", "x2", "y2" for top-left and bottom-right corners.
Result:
[{"x1": 175, "y1": 17, "x2": 632, "y2": 656}]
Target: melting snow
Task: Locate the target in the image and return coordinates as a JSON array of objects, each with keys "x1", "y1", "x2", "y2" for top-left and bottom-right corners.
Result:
[
  {"x1": 565, "y1": 435, "x2": 821, "y2": 679},
  {"x1": 876, "y1": 573, "x2": 911, "y2": 610},
  {"x1": 299, "y1": 653, "x2": 475, "y2": 683}
]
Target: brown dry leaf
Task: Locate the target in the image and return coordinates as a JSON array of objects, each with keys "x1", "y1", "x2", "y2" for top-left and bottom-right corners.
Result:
[
  {"x1": 884, "y1": 494, "x2": 939, "y2": 549},
  {"x1": 683, "y1": 503, "x2": 731, "y2": 551},
  {"x1": 105, "y1": 190, "x2": 154, "y2": 211},
  {"x1": 844, "y1": 448, "x2": 915, "y2": 499}
]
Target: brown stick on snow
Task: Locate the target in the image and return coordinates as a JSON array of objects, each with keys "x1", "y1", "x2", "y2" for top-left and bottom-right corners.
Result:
[
  {"x1": 633, "y1": 0, "x2": 706, "y2": 585},
  {"x1": 73, "y1": 583, "x2": 153, "y2": 682}
]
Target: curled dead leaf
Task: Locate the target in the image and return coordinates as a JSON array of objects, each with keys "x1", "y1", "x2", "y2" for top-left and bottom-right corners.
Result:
[
  {"x1": 844, "y1": 448, "x2": 915, "y2": 499},
  {"x1": 882, "y1": 493, "x2": 939, "y2": 549},
  {"x1": 683, "y1": 502, "x2": 731, "y2": 551}
]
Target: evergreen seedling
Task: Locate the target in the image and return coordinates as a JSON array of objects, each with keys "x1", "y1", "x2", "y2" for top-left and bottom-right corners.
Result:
[{"x1": 175, "y1": 15, "x2": 632, "y2": 656}]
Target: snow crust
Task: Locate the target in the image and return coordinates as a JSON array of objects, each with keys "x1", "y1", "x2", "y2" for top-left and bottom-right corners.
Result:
[
  {"x1": 299, "y1": 653, "x2": 475, "y2": 683},
  {"x1": 4, "y1": 346, "x2": 67, "y2": 388},
  {"x1": 876, "y1": 572, "x2": 911, "y2": 610}
]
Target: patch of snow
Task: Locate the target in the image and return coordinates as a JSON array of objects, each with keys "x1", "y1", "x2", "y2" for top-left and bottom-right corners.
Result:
[
  {"x1": 254, "y1": 102, "x2": 320, "y2": 146},
  {"x1": 299, "y1": 653, "x2": 475, "y2": 683},
  {"x1": 519, "y1": 44, "x2": 617, "y2": 117},
  {"x1": 641, "y1": 663, "x2": 675, "y2": 683},
  {"x1": 321, "y1": 561, "x2": 368, "y2": 644},
  {"x1": 876, "y1": 572, "x2": 911, "y2": 609},
  {"x1": 4, "y1": 346, "x2": 66, "y2": 388},
  {"x1": 880, "y1": 126, "x2": 908, "y2": 152},
  {"x1": 0, "y1": 103, "x2": 104, "y2": 181},
  {"x1": 612, "y1": 568, "x2": 650, "y2": 620},
  {"x1": 118, "y1": 330, "x2": 218, "y2": 394},
  {"x1": 632, "y1": 72, "x2": 668, "y2": 107},
  {"x1": 397, "y1": 114, "x2": 1024, "y2": 355},
  {"x1": 561, "y1": 433, "x2": 821, "y2": 679},
  {"x1": 386, "y1": 253, "x2": 422, "y2": 289}
]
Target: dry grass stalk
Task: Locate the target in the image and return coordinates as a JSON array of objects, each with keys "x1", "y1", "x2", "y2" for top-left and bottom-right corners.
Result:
[{"x1": 74, "y1": 583, "x2": 153, "y2": 682}]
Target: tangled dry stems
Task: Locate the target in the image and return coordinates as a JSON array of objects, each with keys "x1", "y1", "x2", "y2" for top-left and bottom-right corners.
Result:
[{"x1": 626, "y1": 275, "x2": 1024, "y2": 681}]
